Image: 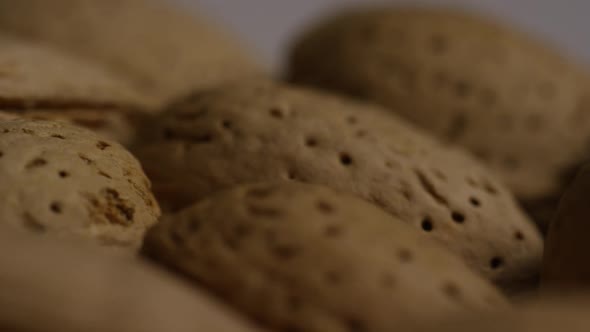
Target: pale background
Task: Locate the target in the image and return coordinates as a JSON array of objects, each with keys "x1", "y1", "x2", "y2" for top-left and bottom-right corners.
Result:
[{"x1": 170, "y1": 0, "x2": 590, "y2": 71}]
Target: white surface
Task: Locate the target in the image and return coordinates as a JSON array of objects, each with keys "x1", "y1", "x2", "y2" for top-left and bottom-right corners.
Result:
[{"x1": 170, "y1": 0, "x2": 590, "y2": 71}]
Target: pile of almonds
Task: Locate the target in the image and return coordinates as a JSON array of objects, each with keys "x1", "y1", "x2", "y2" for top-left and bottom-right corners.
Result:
[{"x1": 0, "y1": 1, "x2": 588, "y2": 331}]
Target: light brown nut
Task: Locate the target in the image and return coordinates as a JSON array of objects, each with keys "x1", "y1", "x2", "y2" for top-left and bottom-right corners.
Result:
[
  {"x1": 0, "y1": 35, "x2": 149, "y2": 145},
  {"x1": 0, "y1": 119, "x2": 160, "y2": 250},
  {"x1": 143, "y1": 182, "x2": 507, "y2": 332},
  {"x1": 0, "y1": 0, "x2": 266, "y2": 107},
  {"x1": 543, "y1": 163, "x2": 590, "y2": 288},
  {"x1": 287, "y1": 7, "x2": 590, "y2": 231},
  {"x1": 0, "y1": 227, "x2": 260, "y2": 332},
  {"x1": 136, "y1": 81, "x2": 542, "y2": 290}
]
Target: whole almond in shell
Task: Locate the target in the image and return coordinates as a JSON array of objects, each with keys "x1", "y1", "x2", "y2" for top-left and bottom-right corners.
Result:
[
  {"x1": 0, "y1": 226, "x2": 259, "y2": 332},
  {"x1": 288, "y1": 7, "x2": 590, "y2": 231},
  {"x1": 0, "y1": 35, "x2": 149, "y2": 146},
  {"x1": 136, "y1": 81, "x2": 542, "y2": 290},
  {"x1": 0, "y1": 119, "x2": 160, "y2": 250},
  {"x1": 144, "y1": 182, "x2": 507, "y2": 332},
  {"x1": 0, "y1": 0, "x2": 266, "y2": 106}
]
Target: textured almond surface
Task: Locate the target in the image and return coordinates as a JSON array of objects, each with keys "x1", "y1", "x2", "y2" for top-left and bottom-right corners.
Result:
[
  {"x1": 0, "y1": 35, "x2": 148, "y2": 145},
  {"x1": 543, "y1": 163, "x2": 590, "y2": 288},
  {"x1": 0, "y1": 0, "x2": 265, "y2": 106},
  {"x1": 288, "y1": 7, "x2": 590, "y2": 230},
  {"x1": 144, "y1": 182, "x2": 507, "y2": 332},
  {"x1": 0, "y1": 227, "x2": 259, "y2": 332},
  {"x1": 0, "y1": 119, "x2": 160, "y2": 250},
  {"x1": 136, "y1": 81, "x2": 542, "y2": 290}
]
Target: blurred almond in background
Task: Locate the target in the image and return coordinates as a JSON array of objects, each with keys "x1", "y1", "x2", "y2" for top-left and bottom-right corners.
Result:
[
  {"x1": 0, "y1": 0, "x2": 267, "y2": 108},
  {"x1": 172, "y1": 0, "x2": 589, "y2": 71}
]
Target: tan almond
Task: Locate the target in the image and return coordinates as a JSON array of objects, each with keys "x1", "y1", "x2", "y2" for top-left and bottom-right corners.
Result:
[
  {"x1": 288, "y1": 7, "x2": 590, "y2": 231},
  {"x1": 0, "y1": 226, "x2": 260, "y2": 332},
  {"x1": 136, "y1": 80, "x2": 542, "y2": 291},
  {"x1": 0, "y1": 0, "x2": 266, "y2": 107},
  {"x1": 144, "y1": 182, "x2": 507, "y2": 332},
  {"x1": 0, "y1": 35, "x2": 149, "y2": 145},
  {"x1": 0, "y1": 119, "x2": 160, "y2": 250}
]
